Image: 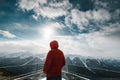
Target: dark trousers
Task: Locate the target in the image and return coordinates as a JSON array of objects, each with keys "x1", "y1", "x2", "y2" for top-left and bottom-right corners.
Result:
[{"x1": 47, "y1": 75, "x2": 61, "y2": 80}]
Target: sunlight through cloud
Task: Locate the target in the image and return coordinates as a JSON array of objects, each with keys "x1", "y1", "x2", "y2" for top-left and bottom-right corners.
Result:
[{"x1": 42, "y1": 27, "x2": 56, "y2": 39}]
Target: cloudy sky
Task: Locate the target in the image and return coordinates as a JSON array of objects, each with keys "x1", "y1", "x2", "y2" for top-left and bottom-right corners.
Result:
[{"x1": 0, "y1": 0, "x2": 120, "y2": 58}]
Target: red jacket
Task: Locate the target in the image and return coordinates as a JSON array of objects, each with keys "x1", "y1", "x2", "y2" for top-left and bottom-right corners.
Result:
[{"x1": 43, "y1": 40, "x2": 65, "y2": 78}]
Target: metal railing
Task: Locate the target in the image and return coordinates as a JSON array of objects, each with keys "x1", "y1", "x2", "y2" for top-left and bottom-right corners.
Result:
[{"x1": 11, "y1": 70, "x2": 90, "y2": 80}]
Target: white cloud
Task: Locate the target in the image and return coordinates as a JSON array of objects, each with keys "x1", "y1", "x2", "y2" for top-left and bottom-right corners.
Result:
[
  {"x1": 102, "y1": 23, "x2": 120, "y2": 35},
  {"x1": 18, "y1": 0, "x2": 72, "y2": 19},
  {"x1": 18, "y1": 0, "x2": 47, "y2": 11},
  {"x1": 0, "y1": 40, "x2": 49, "y2": 54},
  {"x1": 43, "y1": 22, "x2": 65, "y2": 29},
  {"x1": 65, "y1": 14, "x2": 71, "y2": 27},
  {"x1": 92, "y1": 9, "x2": 111, "y2": 21},
  {"x1": 65, "y1": 8, "x2": 111, "y2": 31},
  {"x1": 32, "y1": 15, "x2": 39, "y2": 21},
  {"x1": 94, "y1": 0, "x2": 108, "y2": 9},
  {"x1": 34, "y1": 6, "x2": 66, "y2": 19},
  {"x1": 0, "y1": 30, "x2": 16, "y2": 38},
  {"x1": 59, "y1": 32, "x2": 120, "y2": 58},
  {"x1": 6, "y1": 23, "x2": 38, "y2": 35},
  {"x1": 12, "y1": 23, "x2": 29, "y2": 30},
  {"x1": 0, "y1": 26, "x2": 120, "y2": 58},
  {"x1": 112, "y1": 9, "x2": 120, "y2": 20},
  {"x1": 71, "y1": 9, "x2": 89, "y2": 30},
  {"x1": 18, "y1": 0, "x2": 111, "y2": 32}
]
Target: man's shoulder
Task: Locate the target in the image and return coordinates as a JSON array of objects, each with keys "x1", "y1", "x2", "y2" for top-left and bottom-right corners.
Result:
[
  {"x1": 58, "y1": 49, "x2": 63, "y2": 52},
  {"x1": 49, "y1": 49, "x2": 63, "y2": 53}
]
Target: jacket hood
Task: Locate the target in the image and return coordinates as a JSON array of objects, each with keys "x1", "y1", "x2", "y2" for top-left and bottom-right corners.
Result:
[{"x1": 50, "y1": 40, "x2": 59, "y2": 49}]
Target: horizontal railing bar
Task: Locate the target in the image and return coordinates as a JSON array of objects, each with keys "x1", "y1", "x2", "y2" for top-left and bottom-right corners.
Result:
[
  {"x1": 14, "y1": 71, "x2": 43, "y2": 80},
  {"x1": 67, "y1": 64, "x2": 120, "y2": 74},
  {"x1": 13, "y1": 70, "x2": 90, "y2": 80},
  {"x1": 62, "y1": 71, "x2": 90, "y2": 80}
]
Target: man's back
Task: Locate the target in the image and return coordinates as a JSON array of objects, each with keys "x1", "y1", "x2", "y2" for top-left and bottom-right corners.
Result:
[
  {"x1": 43, "y1": 40, "x2": 65, "y2": 79},
  {"x1": 51, "y1": 49, "x2": 65, "y2": 67}
]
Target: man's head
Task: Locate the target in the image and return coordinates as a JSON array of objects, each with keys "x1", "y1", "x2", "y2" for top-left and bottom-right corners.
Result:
[{"x1": 50, "y1": 40, "x2": 59, "y2": 49}]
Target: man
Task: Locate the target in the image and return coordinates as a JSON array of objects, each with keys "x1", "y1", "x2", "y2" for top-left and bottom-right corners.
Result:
[{"x1": 43, "y1": 40, "x2": 66, "y2": 80}]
